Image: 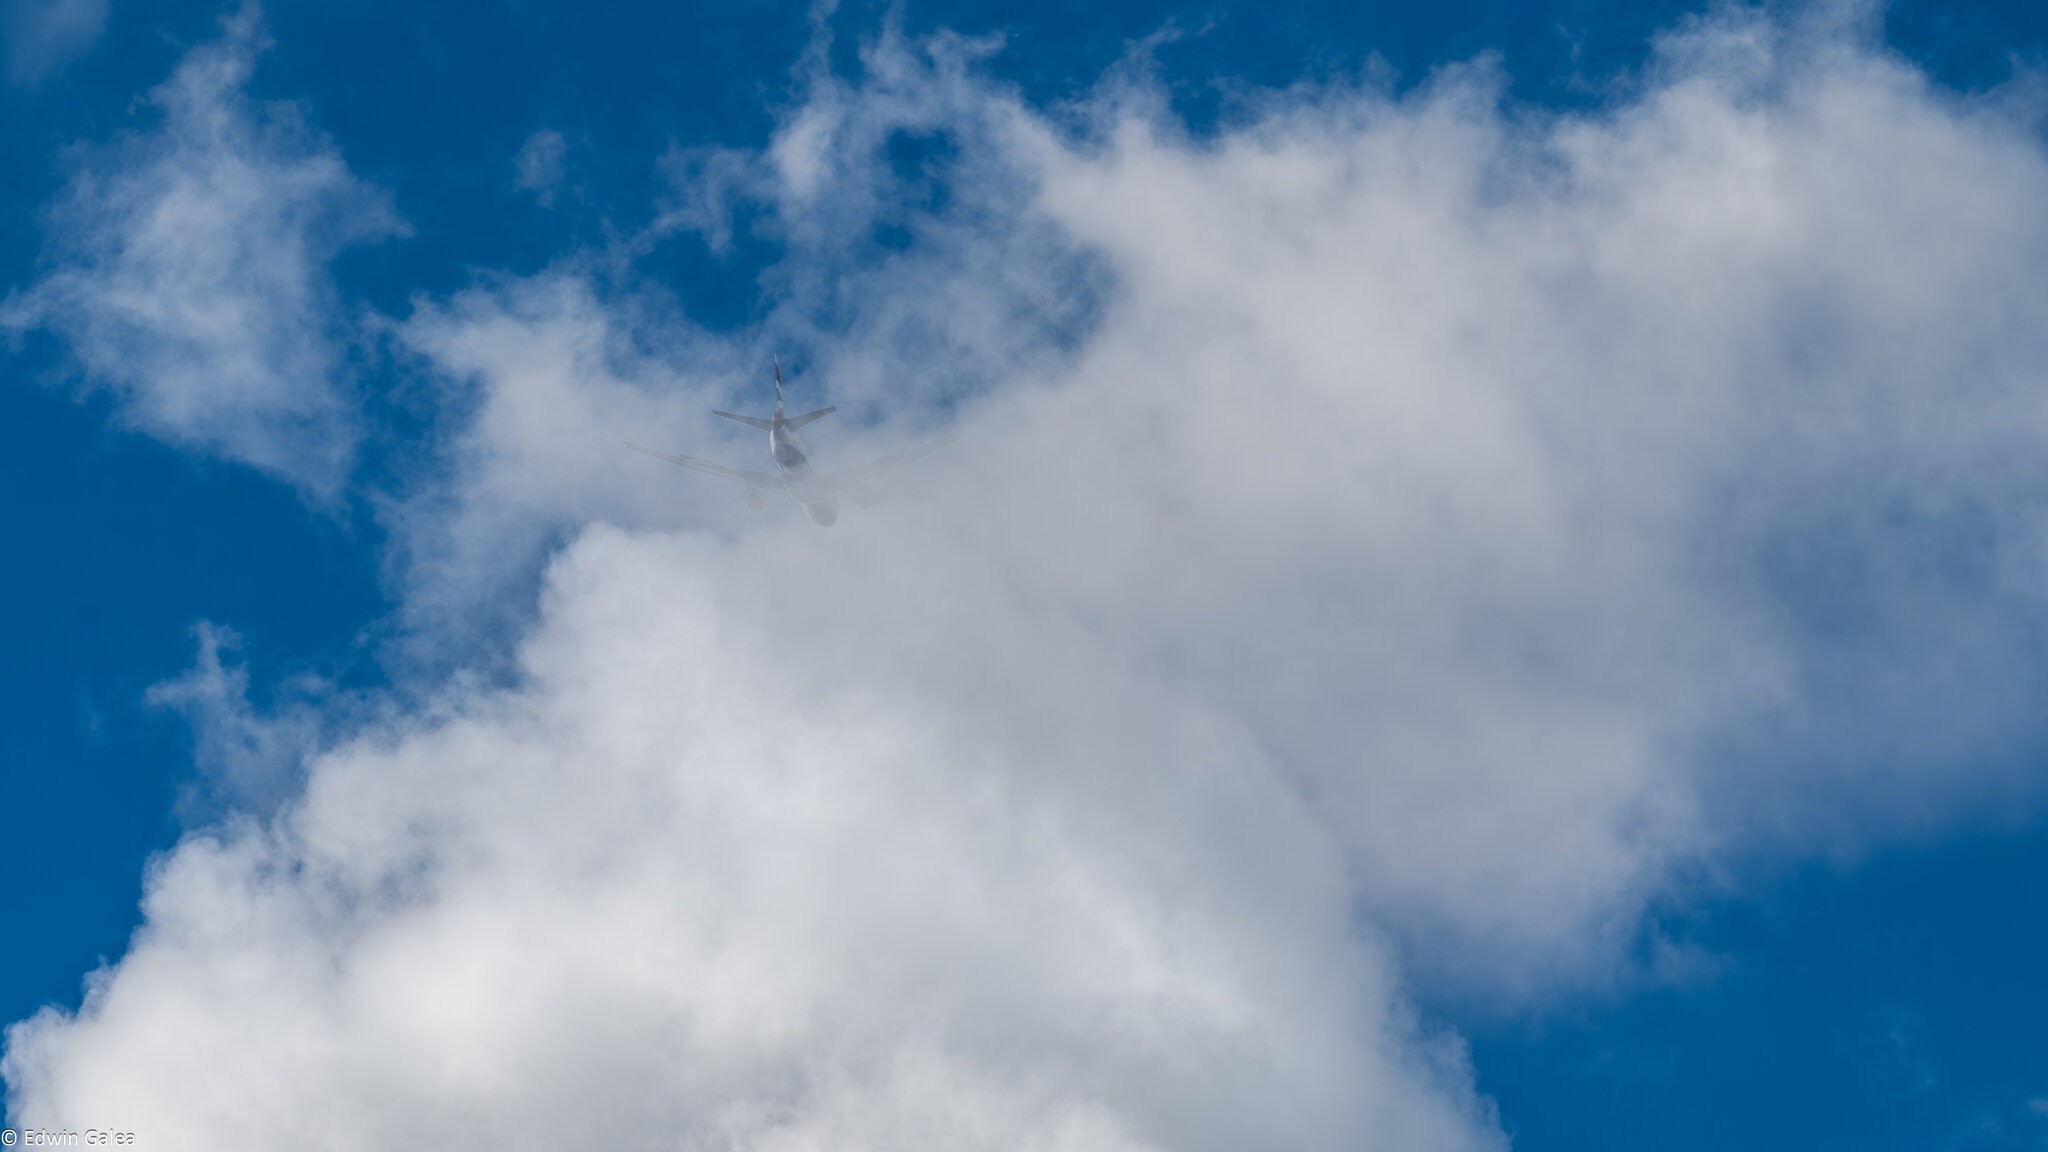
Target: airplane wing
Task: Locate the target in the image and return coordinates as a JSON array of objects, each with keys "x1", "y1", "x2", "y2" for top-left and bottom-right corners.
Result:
[
  {"x1": 824, "y1": 430, "x2": 963, "y2": 493},
  {"x1": 624, "y1": 442, "x2": 785, "y2": 489}
]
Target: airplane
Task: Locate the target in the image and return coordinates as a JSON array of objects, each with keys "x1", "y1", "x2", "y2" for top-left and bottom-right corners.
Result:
[{"x1": 625, "y1": 358, "x2": 961, "y2": 526}]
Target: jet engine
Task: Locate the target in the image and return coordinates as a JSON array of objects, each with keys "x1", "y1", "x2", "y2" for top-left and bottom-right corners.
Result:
[
  {"x1": 742, "y1": 487, "x2": 767, "y2": 512},
  {"x1": 852, "y1": 482, "x2": 879, "y2": 508}
]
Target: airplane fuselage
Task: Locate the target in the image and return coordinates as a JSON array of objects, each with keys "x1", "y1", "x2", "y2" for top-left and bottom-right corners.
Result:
[{"x1": 771, "y1": 418, "x2": 839, "y2": 526}]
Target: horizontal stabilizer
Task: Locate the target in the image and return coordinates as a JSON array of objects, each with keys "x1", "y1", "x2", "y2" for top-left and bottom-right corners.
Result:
[
  {"x1": 713, "y1": 410, "x2": 775, "y2": 431},
  {"x1": 784, "y1": 405, "x2": 837, "y2": 431}
]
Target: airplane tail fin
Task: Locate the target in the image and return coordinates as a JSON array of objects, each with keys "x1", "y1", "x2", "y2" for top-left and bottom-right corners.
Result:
[
  {"x1": 783, "y1": 405, "x2": 836, "y2": 431},
  {"x1": 773, "y1": 355, "x2": 784, "y2": 415}
]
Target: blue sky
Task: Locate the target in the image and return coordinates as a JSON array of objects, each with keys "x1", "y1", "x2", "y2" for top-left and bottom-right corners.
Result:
[{"x1": 5, "y1": 0, "x2": 2048, "y2": 1147}]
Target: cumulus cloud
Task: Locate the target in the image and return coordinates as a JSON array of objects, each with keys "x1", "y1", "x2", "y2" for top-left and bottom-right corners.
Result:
[
  {"x1": 3, "y1": 0, "x2": 107, "y2": 85},
  {"x1": 7, "y1": 530, "x2": 1501, "y2": 1150},
  {"x1": 1, "y1": 8, "x2": 402, "y2": 495},
  {"x1": 12, "y1": 7, "x2": 2048, "y2": 1149}
]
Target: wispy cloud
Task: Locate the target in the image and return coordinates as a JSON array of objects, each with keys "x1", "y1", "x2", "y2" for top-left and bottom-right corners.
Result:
[
  {"x1": 2, "y1": 8, "x2": 402, "y2": 496},
  {"x1": 10, "y1": 8, "x2": 2048, "y2": 1148},
  {"x1": 513, "y1": 128, "x2": 567, "y2": 207},
  {"x1": 3, "y1": 0, "x2": 108, "y2": 85},
  {"x1": 144, "y1": 622, "x2": 336, "y2": 817}
]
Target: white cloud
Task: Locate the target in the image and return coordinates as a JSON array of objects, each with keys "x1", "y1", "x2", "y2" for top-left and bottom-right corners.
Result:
[
  {"x1": 7, "y1": 529, "x2": 1502, "y2": 1149},
  {"x1": 12, "y1": 8, "x2": 2048, "y2": 1149},
  {"x1": 1, "y1": 9, "x2": 402, "y2": 495},
  {"x1": 385, "y1": 275, "x2": 757, "y2": 657},
  {"x1": 3, "y1": 0, "x2": 107, "y2": 85},
  {"x1": 144, "y1": 623, "x2": 335, "y2": 816},
  {"x1": 513, "y1": 128, "x2": 566, "y2": 207}
]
